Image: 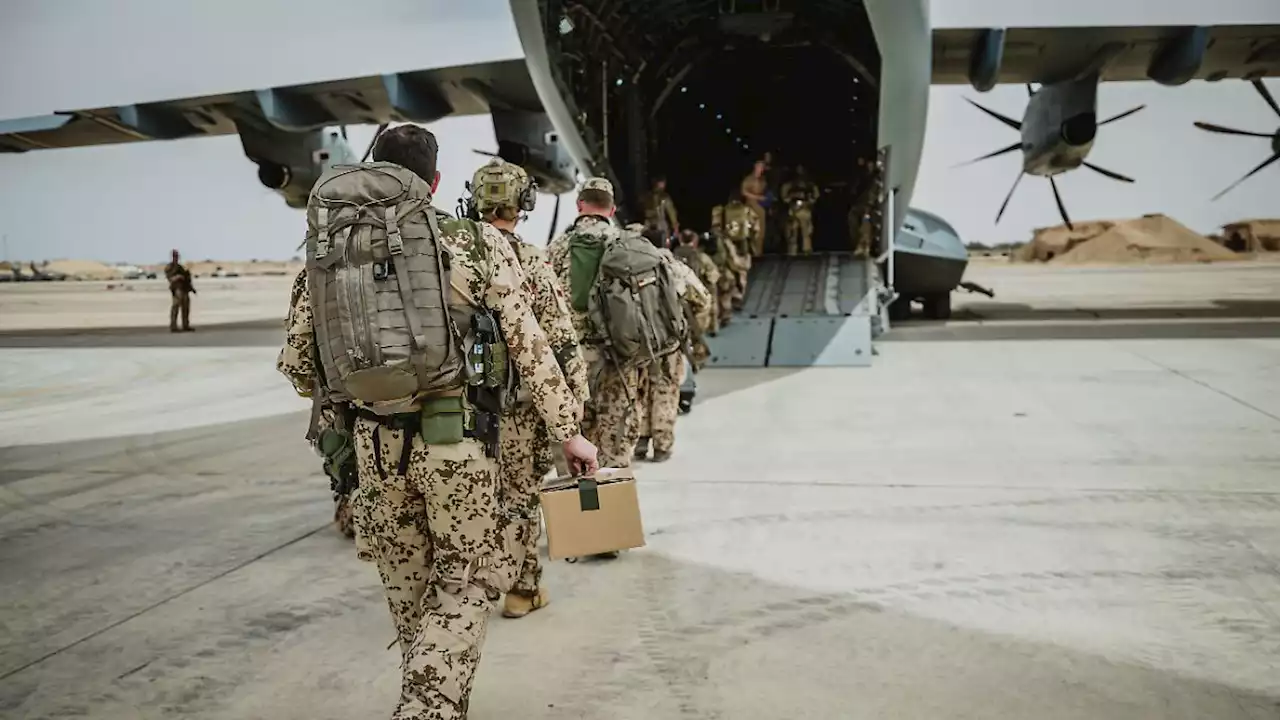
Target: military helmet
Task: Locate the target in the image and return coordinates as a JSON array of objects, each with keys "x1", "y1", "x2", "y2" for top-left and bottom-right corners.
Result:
[{"x1": 470, "y1": 158, "x2": 537, "y2": 213}]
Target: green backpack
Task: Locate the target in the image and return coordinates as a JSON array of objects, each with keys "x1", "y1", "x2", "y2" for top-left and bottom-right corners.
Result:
[{"x1": 586, "y1": 229, "x2": 687, "y2": 368}]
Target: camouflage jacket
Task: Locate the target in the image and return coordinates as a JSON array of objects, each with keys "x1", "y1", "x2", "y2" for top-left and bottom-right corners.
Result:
[
  {"x1": 546, "y1": 213, "x2": 620, "y2": 344},
  {"x1": 499, "y1": 227, "x2": 590, "y2": 410},
  {"x1": 277, "y1": 211, "x2": 581, "y2": 443},
  {"x1": 658, "y1": 248, "x2": 714, "y2": 334},
  {"x1": 641, "y1": 189, "x2": 679, "y2": 232}
]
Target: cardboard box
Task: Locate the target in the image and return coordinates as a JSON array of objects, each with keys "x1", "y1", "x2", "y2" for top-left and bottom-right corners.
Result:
[{"x1": 539, "y1": 468, "x2": 645, "y2": 560}]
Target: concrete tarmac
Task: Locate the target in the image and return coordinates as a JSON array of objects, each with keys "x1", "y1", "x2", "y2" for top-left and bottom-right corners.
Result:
[{"x1": 1, "y1": 263, "x2": 1279, "y2": 718}]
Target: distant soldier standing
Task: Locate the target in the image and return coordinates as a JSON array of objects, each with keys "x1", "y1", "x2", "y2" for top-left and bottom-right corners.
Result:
[
  {"x1": 164, "y1": 249, "x2": 195, "y2": 332},
  {"x1": 466, "y1": 158, "x2": 589, "y2": 618},
  {"x1": 740, "y1": 160, "x2": 769, "y2": 257},
  {"x1": 641, "y1": 175, "x2": 680, "y2": 241},
  {"x1": 781, "y1": 165, "x2": 820, "y2": 255},
  {"x1": 277, "y1": 125, "x2": 598, "y2": 719}
]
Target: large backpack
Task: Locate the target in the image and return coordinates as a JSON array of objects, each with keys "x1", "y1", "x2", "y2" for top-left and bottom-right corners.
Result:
[
  {"x1": 587, "y1": 230, "x2": 687, "y2": 368},
  {"x1": 672, "y1": 244, "x2": 702, "y2": 276},
  {"x1": 305, "y1": 161, "x2": 479, "y2": 415}
]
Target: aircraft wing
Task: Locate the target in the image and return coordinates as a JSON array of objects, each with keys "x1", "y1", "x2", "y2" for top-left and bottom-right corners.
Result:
[
  {"x1": 0, "y1": 59, "x2": 540, "y2": 153},
  {"x1": 933, "y1": 25, "x2": 1280, "y2": 87}
]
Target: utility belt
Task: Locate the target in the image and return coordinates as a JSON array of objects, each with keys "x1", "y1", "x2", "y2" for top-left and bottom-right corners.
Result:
[{"x1": 356, "y1": 387, "x2": 501, "y2": 478}]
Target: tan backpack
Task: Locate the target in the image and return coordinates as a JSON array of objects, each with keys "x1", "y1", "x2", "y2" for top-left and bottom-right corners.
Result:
[{"x1": 305, "y1": 162, "x2": 480, "y2": 416}]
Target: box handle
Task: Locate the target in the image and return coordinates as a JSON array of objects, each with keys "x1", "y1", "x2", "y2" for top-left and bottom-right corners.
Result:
[{"x1": 577, "y1": 478, "x2": 600, "y2": 512}]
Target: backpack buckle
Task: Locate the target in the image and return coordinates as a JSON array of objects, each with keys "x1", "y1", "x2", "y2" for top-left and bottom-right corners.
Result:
[{"x1": 384, "y1": 206, "x2": 404, "y2": 255}]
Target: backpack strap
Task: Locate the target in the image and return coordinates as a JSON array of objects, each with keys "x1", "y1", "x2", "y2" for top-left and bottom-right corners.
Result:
[
  {"x1": 385, "y1": 204, "x2": 431, "y2": 390},
  {"x1": 315, "y1": 207, "x2": 332, "y2": 260}
]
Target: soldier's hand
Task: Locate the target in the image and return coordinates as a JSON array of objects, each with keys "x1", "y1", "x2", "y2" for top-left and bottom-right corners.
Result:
[{"x1": 562, "y1": 434, "x2": 599, "y2": 476}]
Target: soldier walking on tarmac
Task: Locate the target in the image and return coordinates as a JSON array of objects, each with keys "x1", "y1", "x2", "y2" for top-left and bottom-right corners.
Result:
[
  {"x1": 464, "y1": 157, "x2": 590, "y2": 618},
  {"x1": 547, "y1": 178, "x2": 638, "y2": 471},
  {"x1": 278, "y1": 125, "x2": 597, "y2": 719}
]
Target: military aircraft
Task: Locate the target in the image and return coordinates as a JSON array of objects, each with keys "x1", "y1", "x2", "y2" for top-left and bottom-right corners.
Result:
[{"x1": 1, "y1": 1, "x2": 1277, "y2": 358}]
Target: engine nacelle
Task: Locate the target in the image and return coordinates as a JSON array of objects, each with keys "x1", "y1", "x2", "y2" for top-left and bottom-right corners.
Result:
[
  {"x1": 490, "y1": 109, "x2": 577, "y2": 195},
  {"x1": 236, "y1": 125, "x2": 356, "y2": 209}
]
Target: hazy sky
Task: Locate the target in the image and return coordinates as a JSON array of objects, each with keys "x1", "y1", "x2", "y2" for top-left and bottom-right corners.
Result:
[{"x1": 0, "y1": 0, "x2": 1277, "y2": 261}]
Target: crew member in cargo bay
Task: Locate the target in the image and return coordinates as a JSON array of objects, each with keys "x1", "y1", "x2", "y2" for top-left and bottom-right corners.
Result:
[
  {"x1": 465, "y1": 157, "x2": 590, "y2": 619},
  {"x1": 740, "y1": 160, "x2": 770, "y2": 257},
  {"x1": 641, "y1": 175, "x2": 680, "y2": 241},
  {"x1": 781, "y1": 165, "x2": 821, "y2": 255},
  {"x1": 277, "y1": 124, "x2": 598, "y2": 720}
]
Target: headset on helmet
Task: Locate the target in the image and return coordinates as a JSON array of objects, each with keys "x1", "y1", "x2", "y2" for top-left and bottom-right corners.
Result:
[{"x1": 467, "y1": 159, "x2": 537, "y2": 217}]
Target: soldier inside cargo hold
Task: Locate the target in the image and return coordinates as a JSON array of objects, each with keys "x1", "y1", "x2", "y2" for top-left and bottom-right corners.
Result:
[{"x1": 641, "y1": 175, "x2": 680, "y2": 241}]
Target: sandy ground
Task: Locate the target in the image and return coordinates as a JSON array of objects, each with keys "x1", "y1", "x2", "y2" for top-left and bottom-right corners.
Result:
[{"x1": 1, "y1": 261, "x2": 1279, "y2": 719}]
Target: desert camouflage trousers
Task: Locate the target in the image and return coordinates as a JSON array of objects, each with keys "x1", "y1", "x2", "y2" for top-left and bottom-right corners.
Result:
[
  {"x1": 582, "y1": 347, "x2": 642, "y2": 469},
  {"x1": 635, "y1": 352, "x2": 685, "y2": 454},
  {"x1": 350, "y1": 418, "x2": 525, "y2": 720},
  {"x1": 498, "y1": 403, "x2": 553, "y2": 596},
  {"x1": 786, "y1": 207, "x2": 814, "y2": 255},
  {"x1": 746, "y1": 202, "x2": 767, "y2": 257}
]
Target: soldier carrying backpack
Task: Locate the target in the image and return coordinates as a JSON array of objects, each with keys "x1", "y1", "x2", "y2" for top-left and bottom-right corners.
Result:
[{"x1": 276, "y1": 125, "x2": 597, "y2": 719}]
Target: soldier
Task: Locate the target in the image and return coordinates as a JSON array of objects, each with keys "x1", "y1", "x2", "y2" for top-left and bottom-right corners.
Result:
[
  {"x1": 628, "y1": 226, "x2": 711, "y2": 462},
  {"x1": 672, "y1": 229, "x2": 720, "y2": 367},
  {"x1": 546, "y1": 178, "x2": 637, "y2": 474},
  {"x1": 851, "y1": 158, "x2": 879, "y2": 257},
  {"x1": 641, "y1": 175, "x2": 680, "y2": 241},
  {"x1": 740, "y1": 160, "x2": 769, "y2": 257},
  {"x1": 163, "y1": 249, "x2": 195, "y2": 332},
  {"x1": 277, "y1": 125, "x2": 598, "y2": 720},
  {"x1": 781, "y1": 165, "x2": 821, "y2": 255},
  {"x1": 466, "y1": 158, "x2": 590, "y2": 619},
  {"x1": 713, "y1": 193, "x2": 756, "y2": 311}
]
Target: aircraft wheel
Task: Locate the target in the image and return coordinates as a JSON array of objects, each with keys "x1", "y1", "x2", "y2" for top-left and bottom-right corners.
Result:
[
  {"x1": 888, "y1": 299, "x2": 913, "y2": 323},
  {"x1": 922, "y1": 293, "x2": 952, "y2": 320}
]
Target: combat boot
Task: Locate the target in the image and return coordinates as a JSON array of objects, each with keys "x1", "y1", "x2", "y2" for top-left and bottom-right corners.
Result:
[
  {"x1": 633, "y1": 437, "x2": 650, "y2": 461},
  {"x1": 502, "y1": 588, "x2": 550, "y2": 618}
]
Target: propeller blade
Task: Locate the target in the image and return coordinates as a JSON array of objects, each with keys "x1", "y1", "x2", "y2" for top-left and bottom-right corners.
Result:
[
  {"x1": 995, "y1": 172, "x2": 1025, "y2": 225},
  {"x1": 964, "y1": 97, "x2": 1023, "y2": 131},
  {"x1": 1099, "y1": 104, "x2": 1145, "y2": 126},
  {"x1": 361, "y1": 123, "x2": 389, "y2": 162},
  {"x1": 1026, "y1": 83, "x2": 1035, "y2": 97},
  {"x1": 1049, "y1": 175, "x2": 1073, "y2": 230},
  {"x1": 1082, "y1": 161, "x2": 1135, "y2": 183},
  {"x1": 340, "y1": 125, "x2": 348, "y2": 140},
  {"x1": 472, "y1": 148, "x2": 500, "y2": 157},
  {"x1": 1193, "y1": 121, "x2": 1273, "y2": 138},
  {"x1": 953, "y1": 141, "x2": 1022, "y2": 168},
  {"x1": 547, "y1": 194, "x2": 562, "y2": 244},
  {"x1": 1253, "y1": 79, "x2": 1280, "y2": 118},
  {"x1": 1211, "y1": 151, "x2": 1280, "y2": 201}
]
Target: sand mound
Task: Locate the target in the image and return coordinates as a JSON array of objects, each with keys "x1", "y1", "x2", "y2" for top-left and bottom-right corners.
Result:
[
  {"x1": 1014, "y1": 220, "x2": 1114, "y2": 262},
  {"x1": 1054, "y1": 215, "x2": 1238, "y2": 265},
  {"x1": 43, "y1": 259, "x2": 122, "y2": 280}
]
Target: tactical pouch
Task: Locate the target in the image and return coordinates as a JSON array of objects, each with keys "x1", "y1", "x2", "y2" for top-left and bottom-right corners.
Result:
[
  {"x1": 317, "y1": 427, "x2": 358, "y2": 496},
  {"x1": 420, "y1": 395, "x2": 466, "y2": 445}
]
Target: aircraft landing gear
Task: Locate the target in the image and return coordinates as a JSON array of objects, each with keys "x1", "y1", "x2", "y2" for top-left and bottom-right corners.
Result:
[{"x1": 921, "y1": 293, "x2": 952, "y2": 320}]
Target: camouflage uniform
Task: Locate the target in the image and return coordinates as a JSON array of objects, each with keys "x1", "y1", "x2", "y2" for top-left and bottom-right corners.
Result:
[
  {"x1": 641, "y1": 187, "x2": 679, "y2": 239},
  {"x1": 673, "y1": 242, "x2": 721, "y2": 366},
  {"x1": 635, "y1": 251, "x2": 711, "y2": 460},
  {"x1": 546, "y1": 180, "x2": 640, "y2": 469},
  {"x1": 497, "y1": 229, "x2": 588, "y2": 597},
  {"x1": 713, "y1": 202, "x2": 755, "y2": 312},
  {"x1": 781, "y1": 176, "x2": 820, "y2": 255},
  {"x1": 740, "y1": 173, "x2": 768, "y2": 257},
  {"x1": 278, "y1": 213, "x2": 580, "y2": 720},
  {"x1": 164, "y1": 260, "x2": 193, "y2": 331}
]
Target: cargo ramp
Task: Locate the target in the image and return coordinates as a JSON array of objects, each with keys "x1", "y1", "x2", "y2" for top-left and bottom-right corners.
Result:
[{"x1": 704, "y1": 253, "x2": 886, "y2": 368}]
